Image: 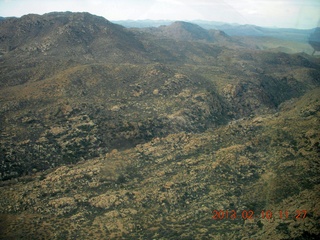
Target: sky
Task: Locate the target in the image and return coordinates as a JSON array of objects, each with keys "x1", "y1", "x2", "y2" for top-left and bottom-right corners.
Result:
[{"x1": 0, "y1": 0, "x2": 319, "y2": 29}]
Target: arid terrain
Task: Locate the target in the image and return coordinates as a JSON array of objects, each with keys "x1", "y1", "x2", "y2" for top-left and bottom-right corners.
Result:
[{"x1": 0, "y1": 12, "x2": 319, "y2": 239}]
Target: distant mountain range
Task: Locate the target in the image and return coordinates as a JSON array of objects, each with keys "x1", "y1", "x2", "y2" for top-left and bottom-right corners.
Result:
[{"x1": 114, "y1": 19, "x2": 316, "y2": 43}]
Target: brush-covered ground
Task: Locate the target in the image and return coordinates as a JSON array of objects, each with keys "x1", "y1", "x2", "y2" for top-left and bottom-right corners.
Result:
[
  {"x1": 0, "y1": 87, "x2": 319, "y2": 239},
  {"x1": 0, "y1": 12, "x2": 320, "y2": 239}
]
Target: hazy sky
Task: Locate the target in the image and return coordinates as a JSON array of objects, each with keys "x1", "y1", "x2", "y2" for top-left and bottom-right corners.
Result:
[{"x1": 0, "y1": 0, "x2": 319, "y2": 29}]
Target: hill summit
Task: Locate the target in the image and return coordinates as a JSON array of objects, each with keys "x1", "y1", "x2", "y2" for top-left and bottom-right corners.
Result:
[
  {"x1": 0, "y1": 12, "x2": 145, "y2": 63},
  {"x1": 136, "y1": 20, "x2": 231, "y2": 43},
  {"x1": 160, "y1": 21, "x2": 212, "y2": 41}
]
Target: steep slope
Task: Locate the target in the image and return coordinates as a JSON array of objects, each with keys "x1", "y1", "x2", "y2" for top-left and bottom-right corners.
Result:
[
  {"x1": 0, "y1": 12, "x2": 146, "y2": 87},
  {"x1": 0, "y1": 12, "x2": 145, "y2": 58}
]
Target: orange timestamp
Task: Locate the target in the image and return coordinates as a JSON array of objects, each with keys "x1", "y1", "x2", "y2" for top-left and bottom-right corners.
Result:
[{"x1": 212, "y1": 209, "x2": 308, "y2": 220}]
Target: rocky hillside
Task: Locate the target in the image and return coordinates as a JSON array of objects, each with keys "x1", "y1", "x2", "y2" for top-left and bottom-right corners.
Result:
[
  {"x1": 0, "y1": 87, "x2": 319, "y2": 239},
  {"x1": 0, "y1": 12, "x2": 145, "y2": 60},
  {"x1": 0, "y1": 12, "x2": 320, "y2": 239},
  {"x1": 0, "y1": 12, "x2": 146, "y2": 87}
]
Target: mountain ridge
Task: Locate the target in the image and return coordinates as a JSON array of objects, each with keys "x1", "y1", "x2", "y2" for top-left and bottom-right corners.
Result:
[{"x1": 131, "y1": 20, "x2": 232, "y2": 44}]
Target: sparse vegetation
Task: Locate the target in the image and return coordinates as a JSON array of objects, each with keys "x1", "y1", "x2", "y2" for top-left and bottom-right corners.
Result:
[{"x1": 0, "y1": 12, "x2": 319, "y2": 239}]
